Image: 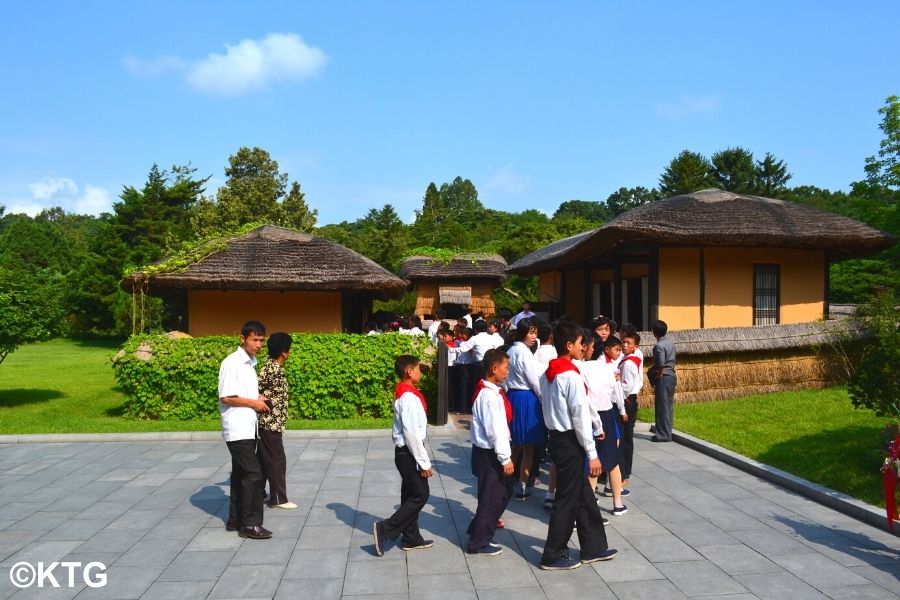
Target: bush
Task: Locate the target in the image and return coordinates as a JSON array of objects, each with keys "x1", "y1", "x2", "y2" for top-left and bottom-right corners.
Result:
[
  {"x1": 112, "y1": 333, "x2": 435, "y2": 420},
  {"x1": 848, "y1": 289, "x2": 900, "y2": 418}
]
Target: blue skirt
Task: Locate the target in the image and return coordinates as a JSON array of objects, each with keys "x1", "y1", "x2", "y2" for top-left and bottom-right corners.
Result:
[
  {"x1": 508, "y1": 389, "x2": 545, "y2": 445},
  {"x1": 596, "y1": 408, "x2": 620, "y2": 471}
]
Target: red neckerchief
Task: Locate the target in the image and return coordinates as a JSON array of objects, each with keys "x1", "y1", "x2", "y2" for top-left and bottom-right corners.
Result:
[
  {"x1": 395, "y1": 381, "x2": 427, "y2": 413},
  {"x1": 472, "y1": 379, "x2": 513, "y2": 426},
  {"x1": 546, "y1": 357, "x2": 589, "y2": 394},
  {"x1": 621, "y1": 355, "x2": 642, "y2": 370}
]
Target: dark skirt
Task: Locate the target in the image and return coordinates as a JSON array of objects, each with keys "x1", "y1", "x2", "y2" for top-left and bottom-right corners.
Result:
[
  {"x1": 596, "y1": 408, "x2": 620, "y2": 471},
  {"x1": 508, "y1": 389, "x2": 545, "y2": 445}
]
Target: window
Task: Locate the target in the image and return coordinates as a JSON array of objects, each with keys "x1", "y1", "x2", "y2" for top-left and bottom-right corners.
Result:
[{"x1": 753, "y1": 265, "x2": 780, "y2": 325}]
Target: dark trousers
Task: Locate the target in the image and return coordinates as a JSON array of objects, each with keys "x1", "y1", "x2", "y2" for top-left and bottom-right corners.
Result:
[
  {"x1": 226, "y1": 439, "x2": 264, "y2": 527},
  {"x1": 620, "y1": 394, "x2": 639, "y2": 480},
  {"x1": 654, "y1": 375, "x2": 676, "y2": 441},
  {"x1": 541, "y1": 430, "x2": 609, "y2": 564},
  {"x1": 257, "y1": 429, "x2": 288, "y2": 506},
  {"x1": 467, "y1": 446, "x2": 514, "y2": 550},
  {"x1": 449, "y1": 364, "x2": 468, "y2": 413},
  {"x1": 383, "y1": 447, "x2": 429, "y2": 546}
]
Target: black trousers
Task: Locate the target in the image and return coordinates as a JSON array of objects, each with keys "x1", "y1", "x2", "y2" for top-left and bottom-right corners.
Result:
[
  {"x1": 226, "y1": 438, "x2": 264, "y2": 527},
  {"x1": 383, "y1": 447, "x2": 429, "y2": 546},
  {"x1": 467, "y1": 446, "x2": 514, "y2": 550},
  {"x1": 257, "y1": 429, "x2": 288, "y2": 506},
  {"x1": 541, "y1": 430, "x2": 609, "y2": 564},
  {"x1": 654, "y1": 375, "x2": 676, "y2": 441},
  {"x1": 620, "y1": 394, "x2": 639, "y2": 480}
]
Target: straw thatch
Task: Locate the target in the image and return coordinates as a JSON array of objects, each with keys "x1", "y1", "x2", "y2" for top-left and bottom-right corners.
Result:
[
  {"x1": 509, "y1": 189, "x2": 896, "y2": 274},
  {"x1": 631, "y1": 320, "x2": 864, "y2": 407},
  {"x1": 122, "y1": 225, "x2": 408, "y2": 298},
  {"x1": 399, "y1": 253, "x2": 508, "y2": 283}
]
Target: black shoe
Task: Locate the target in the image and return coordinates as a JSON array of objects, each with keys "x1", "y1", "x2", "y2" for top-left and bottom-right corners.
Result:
[
  {"x1": 225, "y1": 518, "x2": 239, "y2": 532},
  {"x1": 400, "y1": 539, "x2": 434, "y2": 551},
  {"x1": 539, "y1": 555, "x2": 580, "y2": 570},
  {"x1": 238, "y1": 525, "x2": 272, "y2": 539},
  {"x1": 468, "y1": 543, "x2": 503, "y2": 556},
  {"x1": 581, "y1": 548, "x2": 618, "y2": 564},
  {"x1": 373, "y1": 521, "x2": 387, "y2": 557},
  {"x1": 650, "y1": 436, "x2": 671, "y2": 442}
]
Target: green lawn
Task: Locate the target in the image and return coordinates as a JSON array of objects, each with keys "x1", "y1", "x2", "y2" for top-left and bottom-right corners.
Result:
[
  {"x1": 638, "y1": 387, "x2": 889, "y2": 507},
  {"x1": 0, "y1": 338, "x2": 390, "y2": 433}
]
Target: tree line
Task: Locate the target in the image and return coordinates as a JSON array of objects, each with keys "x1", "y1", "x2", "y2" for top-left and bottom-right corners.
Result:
[{"x1": 1, "y1": 96, "x2": 897, "y2": 359}]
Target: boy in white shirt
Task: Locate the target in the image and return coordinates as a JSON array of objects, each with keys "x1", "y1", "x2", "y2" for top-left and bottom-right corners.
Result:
[
  {"x1": 467, "y1": 349, "x2": 515, "y2": 555},
  {"x1": 538, "y1": 321, "x2": 617, "y2": 570},
  {"x1": 618, "y1": 331, "x2": 643, "y2": 486},
  {"x1": 374, "y1": 356, "x2": 433, "y2": 556}
]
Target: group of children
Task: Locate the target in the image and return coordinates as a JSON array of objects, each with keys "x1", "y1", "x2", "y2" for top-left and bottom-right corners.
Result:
[{"x1": 376, "y1": 314, "x2": 669, "y2": 570}]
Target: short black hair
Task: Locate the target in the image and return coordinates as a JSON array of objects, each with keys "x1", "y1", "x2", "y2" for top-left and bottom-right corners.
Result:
[
  {"x1": 651, "y1": 320, "x2": 668, "y2": 338},
  {"x1": 482, "y1": 348, "x2": 509, "y2": 378},
  {"x1": 394, "y1": 355, "x2": 420, "y2": 379},
  {"x1": 241, "y1": 320, "x2": 266, "y2": 338},
  {"x1": 267, "y1": 332, "x2": 292, "y2": 357},
  {"x1": 537, "y1": 323, "x2": 553, "y2": 344},
  {"x1": 474, "y1": 319, "x2": 488, "y2": 333},
  {"x1": 622, "y1": 331, "x2": 641, "y2": 345},
  {"x1": 589, "y1": 316, "x2": 611, "y2": 330},
  {"x1": 552, "y1": 321, "x2": 582, "y2": 355},
  {"x1": 604, "y1": 336, "x2": 623, "y2": 349},
  {"x1": 435, "y1": 308, "x2": 446, "y2": 319}
]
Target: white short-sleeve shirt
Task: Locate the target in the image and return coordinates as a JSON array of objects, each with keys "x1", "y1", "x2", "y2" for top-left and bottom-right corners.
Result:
[{"x1": 218, "y1": 346, "x2": 259, "y2": 442}]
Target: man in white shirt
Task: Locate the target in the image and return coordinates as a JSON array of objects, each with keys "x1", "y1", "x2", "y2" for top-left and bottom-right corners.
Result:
[
  {"x1": 428, "y1": 309, "x2": 446, "y2": 344},
  {"x1": 219, "y1": 320, "x2": 272, "y2": 540},
  {"x1": 510, "y1": 302, "x2": 536, "y2": 327}
]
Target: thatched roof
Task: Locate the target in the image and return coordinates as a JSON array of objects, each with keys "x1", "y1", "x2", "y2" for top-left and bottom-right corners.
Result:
[
  {"x1": 398, "y1": 253, "x2": 508, "y2": 283},
  {"x1": 637, "y1": 320, "x2": 866, "y2": 357},
  {"x1": 509, "y1": 189, "x2": 896, "y2": 274},
  {"x1": 122, "y1": 225, "x2": 408, "y2": 298}
]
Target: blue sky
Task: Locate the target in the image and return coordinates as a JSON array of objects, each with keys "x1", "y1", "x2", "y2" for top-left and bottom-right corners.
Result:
[{"x1": 1, "y1": 1, "x2": 898, "y2": 225}]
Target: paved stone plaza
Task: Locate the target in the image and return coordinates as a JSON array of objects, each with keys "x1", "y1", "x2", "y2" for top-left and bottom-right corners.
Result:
[{"x1": 0, "y1": 432, "x2": 898, "y2": 599}]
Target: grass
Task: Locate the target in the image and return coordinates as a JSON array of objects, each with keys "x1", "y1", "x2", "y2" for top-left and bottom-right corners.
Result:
[
  {"x1": 638, "y1": 387, "x2": 891, "y2": 507},
  {"x1": 0, "y1": 338, "x2": 391, "y2": 434}
]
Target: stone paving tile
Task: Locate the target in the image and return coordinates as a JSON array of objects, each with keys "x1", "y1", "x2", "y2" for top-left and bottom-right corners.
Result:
[
  {"x1": 466, "y1": 554, "x2": 538, "y2": 590},
  {"x1": 115, "y1": 537, "x2": 190, "y2": 567},
  {"x1": 589, "y1": 548, "x2": 665, "y2": 582},
  {"x1": 696, "y1": 544, "x2": 782, "y2": 576},
  {"x1": 157, "y1": 550, "x2": 235, "y2": 582},
  {"x1": 72, "y1": 564, "x2": 165, "y2": 600},
  {"x1": 628, "y1": 533, "x2": 705, "y2": 563},
  {"x1": 139, "y1": 580, "x2": 217, "y2": 600},
  {"x1": 607, "y1": 579, "x2": 690, "y2": 599},
  {"x1": 819, "y1": 583, "x2": 900, "y2": 599},
  {"x1": 343, "y1": 559, "x2": 409, "y2": 595},
  {"x1": 473, "y1": 588, "x2": 547, "y2": 600},
  {"x1": 207, "y1": 563, "x2": 285, "y2": 599},
  {"x1": 735, "y1": 571, "x2": 830, "y2": 599},
  {"x1": 533, "y1": 563, "x2": 616, "y2": 599},
  {"x1": 275, "y1": 577, "x2": 343, "y2": 600},
  {"x1": 656, "y1": 559, "x2": 749, "y2": 596},
  {"x1": 408, "y1": 573, "x2": 476, "y2": 600}
]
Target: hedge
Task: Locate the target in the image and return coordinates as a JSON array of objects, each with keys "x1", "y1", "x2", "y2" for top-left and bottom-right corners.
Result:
[{"x1": 111, "y1": 333, "x2": 436, "y2": 420}]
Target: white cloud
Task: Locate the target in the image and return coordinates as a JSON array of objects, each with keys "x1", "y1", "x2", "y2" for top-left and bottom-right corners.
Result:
[
  {"x1": 655, "y1": 95, "x2": 721, "y2": 120},
  {"x1": 124, "y1": 33, "x2": 326, "y2": 96},
  {"x1": 28, "y1": 177, "x2": 77, "y2": 200},
  {"x1": 484, "y1": 164, "x2": 530, "y2": 194},
  {"x1": 3, "y1": 178, "x2": 113, "y2": 217}
]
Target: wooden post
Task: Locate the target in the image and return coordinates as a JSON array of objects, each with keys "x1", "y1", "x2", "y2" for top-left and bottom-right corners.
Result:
[{"x1": 436, "y1": 341, "x2": 449, "y2": 426}]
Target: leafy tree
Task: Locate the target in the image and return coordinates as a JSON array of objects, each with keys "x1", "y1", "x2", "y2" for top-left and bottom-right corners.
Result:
[
  {"x1": 192, "y1": 147, "x2": 315, "y2": 236},
  {"x1": 440, "y1": 176, "x2": 483, "y2": 215},
  {"x1": 356, "y1": 204, "x2": 410, "y2": 269},
  {"x1": 658, "y1": 150, "x2": 716, "y2": 196},
  {"x1": 862, "y1": 95, "x2": 900, "y2": 191},
  {"x1": 0, "y1": 267, "x2": 67, "y2": 364},
  {"x1": 711, "y1": 147, "x2": 757, "y2": 193},
  {"x1": 848, "y1": 289, "x2": 900, "y2": 417},
  {"x1": 553, "y1": 200, "x2": 610, "y2": 223},
  {"x1": 411, "y1": 178, "x2": 479, "y2": 249},
  {"x1": 604, "y1": 186, "x2": 662, "y2": 217},
  {"x1": 279, "y1": 181, "x2": 317, "y2": 232},
  {"x1": 754, "y1": 152, "x2": 792, "y2": 196},
  {"x1": 0, "y1": 215, "x2": 74, "y2": 274}
]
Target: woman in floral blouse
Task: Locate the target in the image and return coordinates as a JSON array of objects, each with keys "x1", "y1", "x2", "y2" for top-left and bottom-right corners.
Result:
[{"x1": 257, "y1": 332, "x2": 297, "y2": 509}]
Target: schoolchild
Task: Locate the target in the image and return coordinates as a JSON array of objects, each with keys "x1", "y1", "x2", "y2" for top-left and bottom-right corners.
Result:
[
  {"x1": 538, "y1": 321, "x2": 617, "y2": 570},
  {"x1": 374, "y1": 356, "x2": 434, "y2": 556},
  {"x1": 467, "y1": 349, "x2": 515, "y2": 555},
  {"x1": 428, "y1": 309, "x2": 446, "y2": 344},
  {"x1": 257, "y1": 332, "x2": 297, "y2": 510},
  {"x1": 649, "y1": 320, "x2": 676, "y2": 442},
  {"x1": 449, "y1": 326, "x2": 475, "y2": 414},
  {"x1": 488, "y1": 319, "x2": 506, "y2": 348},
  {"x1": 456, "y1": 320, "x2": 497, "y2": 411},
  {"x1": 618, "y1": 330, "x2": 643, "y2": 484},
  {"x1": 504, "y1": 319, "x2": 545, "y2": 501},
  {"x1": 534, "y1": 323, "x2": 557, "y2": 367},
  {"x1": 533, "y1": 322, "x2": 557, "y2": 507},
  {"x1": 587, "y1": 337, "x2": 628, "y2": 514}
]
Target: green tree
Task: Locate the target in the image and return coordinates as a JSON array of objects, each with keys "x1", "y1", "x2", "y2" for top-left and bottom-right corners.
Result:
[
  {"x1": 711, "y1": 147, "x2": 757, "y2": 193},
  {"x1": 604, "y1": 186, "x2": 662, "y2": 217},
  {"x1": 0, "y1": 215, "x2": 74, "y2": 274},
  {"x1": 754, "y1": 152, "x2": 792, "y2": 196},
  {"x1": 0, "y1": 267, "x2": 67, "y2": 364},
  {"x1": 862, "y1": 95, "x2": 900, "y2": 191},
  {"x1": 848, "y1": 289, "x2": 900, "y2": 417},
  {"x1": 411, "y1": 178, "x2": 481, "y2": 249},
  {"x1": 356, "y1": 204, "x2": 410, "y2": 269},
  {"x1": 553, "y1": 200, "x2": 610, "y2": 223},
  {"x1": 658, "y1": 150, "x2": 716, "y2": 196},
  {"x1": 279, "y1": 181, "x2": 317, "y2": 232}
]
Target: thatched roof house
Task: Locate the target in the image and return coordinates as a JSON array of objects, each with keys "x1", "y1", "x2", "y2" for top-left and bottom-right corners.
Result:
[
  {"x1": 123, "y1": 225, "x2": 407, "y2": 335},
  {"x1": 398, "y1": 253, "x2": 508, "y2": 319},
  {"x1": 509, "y1": 190, "x2": 895, "y2": 330}
]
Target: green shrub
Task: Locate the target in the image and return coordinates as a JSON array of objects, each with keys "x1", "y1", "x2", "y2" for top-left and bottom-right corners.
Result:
[
  {"x1": 112, "y1": 333, "x2": 435, "y2": 420},
  {"x1": 848, "y1": 289, "x2": 900, "y2": 418}
]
